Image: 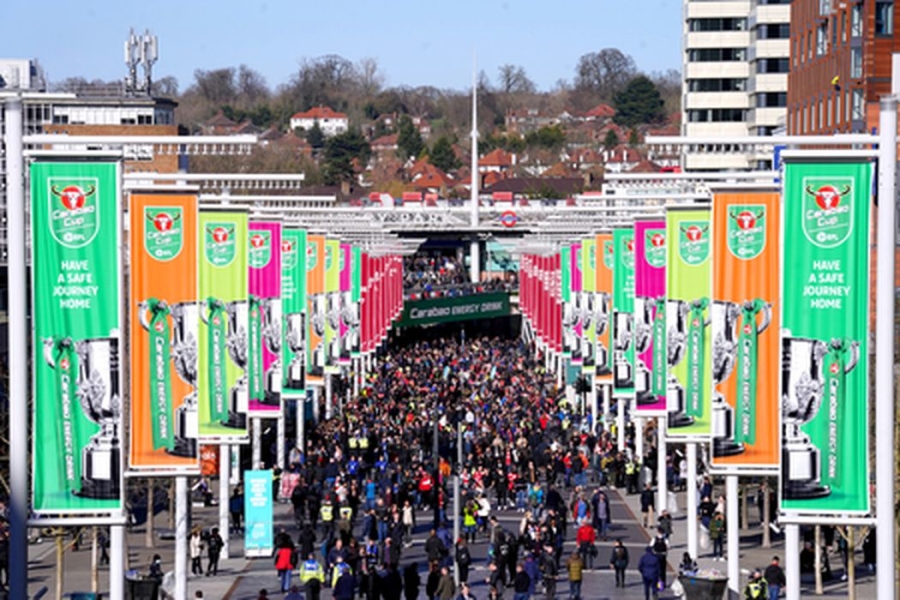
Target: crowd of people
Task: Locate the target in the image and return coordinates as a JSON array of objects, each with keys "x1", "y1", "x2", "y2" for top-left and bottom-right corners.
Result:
[{"x1": 403, "y1": 254, "x2": 518, "y2": 300}]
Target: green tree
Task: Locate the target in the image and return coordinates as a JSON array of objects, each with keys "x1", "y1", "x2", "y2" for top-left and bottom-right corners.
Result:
[
  {"x1": 628, "y1": 128, "x2": 640, "y2": 147},
  {"x1": 525, "y1": 125, "x2": 566, "y2": 151},
  {"x1": 306, "y1": 121, "x2": 325, "y2": 150},
  {"x1": 396, "y1": 115, "x2": 424, "y2": 161},
  {"x1": 603, "y1": 129, "x2": 620, "y2": 150},
  {"x1": 429, "y1": 136, "x2": 461, "y2": 172},
  {"x1": 322, "y1": 129, "x2": 371, "y2": 185},
  {"x1": 613, "y1": 75, "x2": 666, "y2": 128}
]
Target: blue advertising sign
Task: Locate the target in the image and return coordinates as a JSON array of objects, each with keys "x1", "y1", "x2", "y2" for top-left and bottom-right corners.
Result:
[{"x1": 244, "y1": 469, "x2": 274, "y2": 557}]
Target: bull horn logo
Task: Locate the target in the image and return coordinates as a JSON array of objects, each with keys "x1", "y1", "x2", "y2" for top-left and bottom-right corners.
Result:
[
  {"x1": 730, "y1": 210, "x2": 764, "y2": 230},
  {"x1": 806, "y1": 185, "x2": 851, "y2": 210},
  {"x1": 147, "y1": 211, "x2": 181, "y2": 232},
  {"x1": 51, "y1": 184, "x2": 96, "y2": 210},
  {"x1": 681, "y1": 224, "x2": 708, "y2": 241}
]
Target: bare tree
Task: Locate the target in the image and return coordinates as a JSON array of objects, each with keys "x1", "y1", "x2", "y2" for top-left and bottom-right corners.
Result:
[
  {"x1": 357, "y1": 57, "x2": 384, "y2": 98},
  {"x1": 236, "y1": 65, "x2": 270, "y2": 108},
  {"x1": 191, "y1": 68, "x2": 238, "y2": 105},
  {"x1": 574, "y1": 48, "x2": 637, "y2": 100},
  {"x1": 497, "y1": 64, "x2": 536, "y2": 95},
  {"x1": 151, "y1": 75, "x2": 179, "y2": 98}
]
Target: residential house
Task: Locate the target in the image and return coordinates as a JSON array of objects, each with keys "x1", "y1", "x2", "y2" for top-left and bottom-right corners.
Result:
[{"x1": 289, "y1": 106, "x2": 349, "y2": 137}]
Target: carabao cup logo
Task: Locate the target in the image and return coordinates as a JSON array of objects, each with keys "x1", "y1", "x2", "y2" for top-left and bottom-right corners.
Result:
[
  {"x1": 603, "y1": 240, "x2": 614, "y2": 269},
  {"x1": 678, "y1": 221, "x2": 709, "y2": 265},
  {"x1": 644, "y1": 230, "x2": 666, "y2": 268},
  {"x1": 48, "y1": 178, "x2": 100, "y2": 248},
  {"x1": 621, "y1": 236, "x2": 635, "y2": 269},
  {"x1": 281, "y1": 239, "x2": 297, "y2": 270},
  {"x1": 727, "y1": 205, "x2": 766, "y2": 260},
  {"x1": 144, "y1": 207, "x2": 183, "y2": 261},
  {"x1": 205, "y1": 222, "x2": 236, "y2": 267},
  {"x1": 802, "y1": 177, "x2": 854, "y2": 248},
  {"x1": 325, "y1": 244, "x2": 335, "y2": 271},
  {"x1": 306, "y1": 242, "x2": 318, "y2": 271},
  {"x1": 248, "y1": 230, "x2": 272, "y2": 268}
]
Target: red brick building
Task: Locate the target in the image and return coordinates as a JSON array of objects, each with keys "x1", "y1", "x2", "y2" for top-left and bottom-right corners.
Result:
[{"x1": 789, "y1": 0, "x2": 900, "y2": 134}]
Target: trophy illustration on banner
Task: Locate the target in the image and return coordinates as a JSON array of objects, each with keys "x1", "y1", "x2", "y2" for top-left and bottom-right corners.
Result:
[
  {"x1": 224, "y1": 300, "x2": 249, "y2": 427},
  {"x1": 562, "y1": 300, "x2": 580, "y2": 359},
  {"x1": 285, "y1": 312, "x2": 307, "y2": 390},
  {"x1": 665, "y1": 299, "x2": 693, "y2": 427},
  {"x1": 613, "y1": 310, "x2": 633, "y2": 388},
  {"x1": 310, "y1": 294, "x2": 326, "y2": 372},
  {"x1": 633, "y1": 297, "x2": 654, "y2": 405},
  {"x1": 595, "y1": 292, "x2": 611, "y2": 375},
  {"x1": 579, "y1": 292, "x2": 595, "y2": 365},
  {"x1": 341, "y1": 290, "x2": 359, "y2": 358},
  {"x1": 327, "y1": 292, "x2": 342, "y2": 362},
  {"x1": 711, "y1": 300, "x2": 743, "y2": 456},
  {"x1": 261, "y1": 297, "x2": 282, "y2": 405},
  {"x1": 781, "y1": 336, "x2": 858, "y2": 500},
  {"x1": 44, "y1": 336, "x2": 121, "y2": 500},
  {"x1": 138, "y1": 299, "x2": 199, "y2": 458}
]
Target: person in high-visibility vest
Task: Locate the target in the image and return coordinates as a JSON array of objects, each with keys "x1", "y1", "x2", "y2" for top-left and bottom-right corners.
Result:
[
  {"x1": 330, "y1": 556, "x2": 353, "y2": 588},
  {"x1": 320, "y1": 498, "x2": 335, "y2": 541},
  {"x1": 299, "y1": 553, "x2": 325, "y2": 600}
]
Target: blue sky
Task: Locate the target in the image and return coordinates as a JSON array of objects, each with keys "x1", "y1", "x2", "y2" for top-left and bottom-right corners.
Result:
[{"x1": 3, "y1": 0, "x2": 682, "y2": 92}]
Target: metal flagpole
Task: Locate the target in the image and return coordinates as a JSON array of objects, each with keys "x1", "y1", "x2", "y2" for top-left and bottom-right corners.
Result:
[
  {"x1": 726, "y1": 475, "x2": 740, "y2": 595},
  {"x1": 785, "y1": 525, "x2": 800, "y2": 600},
  {"x1": 277, "y1": 414, "x2": 286, "y2": 470},
  {"x1": 4, "y1": 96, "x2": 27, "y2": 600},
  {"x1": 252, "y1": 418, "x2": 262, "y2": 468},
  {"x1": 469, "y1": 53, "x2": 480, "y2": 285},
  {"x1": 219, "y1": 446, "x2": 231, "y2": 559},
  {"x1": 174, "y1": 477, "x2": 188, "y2": 599},
  {"x1": 875, "y1": 91, "x2": 897, "y2": 600},
  {"x1": 656, "y1": 419, "x2": 667, "y2": 519},
  {"x1": 686, "y1": 443, "x2": 698, "y2": 560},
  {"x1": 110, "y1": 518, "x2": 125, "y2": 598}
]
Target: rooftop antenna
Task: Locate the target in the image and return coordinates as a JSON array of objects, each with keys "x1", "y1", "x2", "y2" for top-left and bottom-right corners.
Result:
[
  {"x1": 140, "y1": 29, "x2": 158, "y2": 95},
  {"x1": 124, "y1": 28, "x2": 141, "y2": 95}
]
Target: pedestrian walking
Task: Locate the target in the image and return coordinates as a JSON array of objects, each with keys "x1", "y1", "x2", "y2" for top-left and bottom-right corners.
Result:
[
  {"x1": 565, "y1": 552, "x2": 584, "y2": 600},
  {"x1": 275, "y1": 541, "x2": 298, "y2": 592},
  {"x1": 764, "y1": 556, "x2": 785, "y2": 599},
  {"x1": 206, "y1": 527, "x2": 223, "y2": 576},
  {"x1": 637, "y1": 546, "x2": 661, "y2": 600},
  {"x1": 609, "y1": 539, "x2": 629, "y2": 588},
  {"x1": 190, "y1": 528, "x2": 204, "y2": 576},
  {"x1": 300, "y1": 553, "x2": 325, "y2": 600}
]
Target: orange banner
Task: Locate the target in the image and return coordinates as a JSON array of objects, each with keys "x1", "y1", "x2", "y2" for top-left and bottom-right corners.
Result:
[
  {"x1": 595, "y1": 232, "x2": 614, "y2": 383},
  {"x1": 306, "y1": 234, "x2": 326, "y2": 383},
  {"x1": 710, "y1": 190, "x2": 780, "y2": 472},
  {"x1": 129, "y1": 193, "x2": 199, "y2": 472}
]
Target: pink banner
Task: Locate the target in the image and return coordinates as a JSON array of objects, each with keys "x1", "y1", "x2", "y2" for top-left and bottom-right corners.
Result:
[
  {"x1": 634, "y1": 220, "x2": 667, "y2": 415},
  {"x1": 248, "y1": 220, "x2": 282, "y2": 414},
  {"x1": 339, "y1": 243, "x2": 352, "y2": 365}
]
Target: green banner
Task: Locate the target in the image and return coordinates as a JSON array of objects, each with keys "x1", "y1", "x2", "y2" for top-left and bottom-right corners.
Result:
[
  {"x1": 560, "y1": 245, "x2": 573, "y2": 358},
  {"x1": 198, "y1": 210, "x2": 249, "y2": 441},
  {"x1": 665, "y1": 208, "x2": 713, "y2": 439},
  {"x1": 324, "y1": 239, "x2": 340, "y2": 374},
  {"x1": 612, "y1": 228, "x2": 635, "y2": 396},
  {"x1": 581, "y1": 239, "x2": 596, "y2": 375},
  {"x1": 31, "y1": 160, "x2": 123, "y2": 514},
  {"x1": 281, "y1": 229, "x2": 307, "y2": 398},
  {"x1": 399, "y1": 293, "x2": 511, "y2": 327},
  {"x1": 780, "y1": 160, "x2": 872, "y2": 515}
]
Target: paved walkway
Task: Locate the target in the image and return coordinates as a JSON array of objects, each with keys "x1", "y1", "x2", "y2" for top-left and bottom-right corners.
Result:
[{"x1": 24, "y1": 476, "x2": 878, "y2": 599}]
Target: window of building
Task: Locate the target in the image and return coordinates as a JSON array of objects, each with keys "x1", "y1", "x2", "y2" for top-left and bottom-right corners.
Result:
[
  {"x1": 758, "y1": 23, "x2": 791, "y2": 39},
  {"x1": 757, "y1": 58, "x2": 790, "y2": 73},
  {"x1": 688, "y1": 78, "x2": 747, "y2": 92},
  {"x1": 831, "y1": 16, "x2": 838, "y2": 47},
  {"x1": 851, "y1": 4, "x2": 863, "y2": 37},
  {"x1": 138, "y1": 114, "x2": 153, "y2": 125},
  {"x1": 757, "y1": 126, "x2": 777, "y2": 136},
  {"x1": 688, "y1": 48, "x2": 747, "y2": 62},
  {"x1": 841, "y1": 12, "x2": 847, "y2": 43},
  {"x1": 120, "y1": 118, "x2": 136, "y2": 125},
  {"x1": 851, "y1": 48, "x2": 863, "y2": 78},
  {"x1": 876, "y1": 1, "x2": 895, "y2": 35},
  {"x1": 835, "y1": 92, "x2": 841, "y2": 126},
  {"x1": 819, "y1": 0, "x2": 831, "y2": 15},
  {"x1": 689, "y1": 18, "x2": 748, "y2": 32},
  {"x1": 756, "y1": 92, "x2": 787, "y2": 108},
  {"x1": 819, "y1": 99, "x2": 824, "y2": 129},
  {"x1": 817, "y1": 24, "x2": 828, "y2": 56},
  {"x1": 851, "y1": 89, "x2": 865, "y2": 121},
  {"x1": 687, "y1": 109, "x2": 747, "y2": 122},
  {"x1": 52, "y1": 114, "x2": 69, "y2": 125},
  {"x1": 758, "y1": 0, "x2": 790, "y2": 4},
  {"x1": 808, "y1": 31, "x2": 813, "y2": 60}
]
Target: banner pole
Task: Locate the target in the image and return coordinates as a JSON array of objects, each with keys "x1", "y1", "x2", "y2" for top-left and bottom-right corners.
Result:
[
  {"x1": 325, "y1": 374, "x2": 333, "y2": 420},
  {"x1": 875, "y1": 94, "x2": 897, "y2": 600},
  {"x1": 277, "y1": 414, "x2": 285, "y2": 471},
  {"x1": 785, "y1": 524, "x2": 801, "y2": 600},
  {"x1": 297, "y1": 396, "x2": 306, "y2": 457},
  {"x1": 590, "y1": 377, "x2": 598, "y2": 434},
  {"x1": 656, "y1": 418, "x2": 667, "y2": 518},
  {"x1": 726, "y1": 475, "x2": 739, "y2": 595},
  {"x1": 252, "y1": 418, "x2": 262, "y2": 468},
  {"x1": 5, "y1": 96, "x2": 28, "y2": 600},
  {"x1": 174, "y1": 476, "x2": 188, "y2": 599},
  {"x1": 110, "y1": 517, "x2": 125, "y2": 599},
  {"x1": 219, "y1": 445, "x2": 231, "y2": 560},
  {"x1": 686, "y1": 443, "x2": 698, "y2": 560},
  {"x1": 616, "y1": 395, "x2": 625, "y2": 453}
]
